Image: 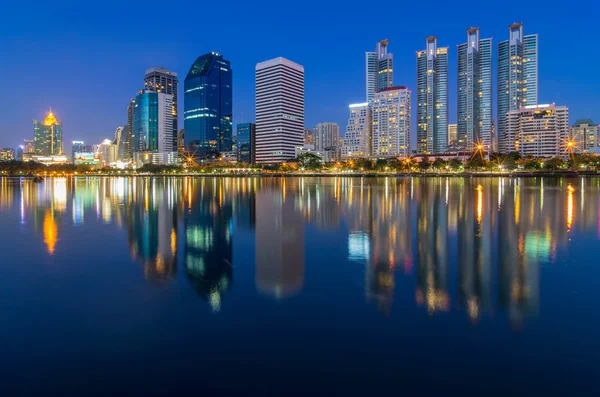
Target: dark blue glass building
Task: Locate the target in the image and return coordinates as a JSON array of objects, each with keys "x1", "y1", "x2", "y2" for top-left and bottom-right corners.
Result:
[
  {"x1": 184, "y1": 52, "x2": 232, "y2": 158},
  {"x1": 236, "y1": 123, "x2": 255, "y2": 164}
]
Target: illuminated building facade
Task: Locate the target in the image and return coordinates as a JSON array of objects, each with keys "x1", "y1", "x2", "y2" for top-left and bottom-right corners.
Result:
[
  {"x1": 341, "y1": 103, "x2": 371, "y2": 160},
  {"x1": 508, "y1": 104, "x2": 569, "y2": 158},
  {"x1": 236, "y1": 122, "x2": 255, "y2": 164},
  {"x1": 457, "y1": 28, "x2": 492, "y2": 149},
  {"x1": 498, "y1": 23, "x2": 538, "y2": 153},
  {"x1": 255, "y1": 57, "x2": 304, "y2": 163},
  {"x1": 33, "y1": 110, "x2": 63, "y2": 156},
  {"x1": 417, "y1": 37, "x2": 449, "y2": 154},
  {"x1": 125, "y1": 99, "x2": 135, "y2": 161},
  {"x1": 184, "y1": 52, "x2": 232, "y2": 157},
  {"x1": 371, "y1": 86, "x2": 411, "y2": 157},
  {"x1": 0, "y1": 148, "x2": 15, "y2": 161},
  {"x1": 448, "y1": 123, "x2": 458, "y2": 146},
  {"x1": 366, "y1": 40, "x2": 393, "y2": 103},
  {"x1": 570, "y1": 119, "x2": 598, "y2": 153},
  {"x1": 144, "y1": 68, "x2": 178, "y2": 154},
  {"x1": 304, "y1": 128, "x2": 313, "y2": 145}
]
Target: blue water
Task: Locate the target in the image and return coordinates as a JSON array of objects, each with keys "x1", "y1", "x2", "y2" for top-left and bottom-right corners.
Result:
[{"x1": 0, "y1": 176, "x2": 599, "y2": 395}]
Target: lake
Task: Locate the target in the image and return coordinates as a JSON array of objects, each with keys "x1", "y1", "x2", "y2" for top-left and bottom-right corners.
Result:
[{"x1": 0, "y1": 176, "x2": 599, "y2": 395}]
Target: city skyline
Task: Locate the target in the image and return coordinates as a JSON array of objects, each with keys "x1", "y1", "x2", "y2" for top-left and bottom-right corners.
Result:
[{"x1": 2, "y1": 4, "x2": 598, "y2": 151}]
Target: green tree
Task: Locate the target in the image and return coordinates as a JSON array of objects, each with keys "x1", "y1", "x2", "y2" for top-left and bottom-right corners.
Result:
[
  {"x1": 432, "y1": 157, "x2": 448, "y2": 171},
  {"x1": 295, "y1": 152, "x2": 322, "y2": 171},
  {"x1": 418, "y1": 156, "x2": 432, "y2": 172}
]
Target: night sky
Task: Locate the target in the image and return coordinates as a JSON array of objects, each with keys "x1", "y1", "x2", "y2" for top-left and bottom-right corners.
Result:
[{"x1": 2, "y1": 0, "x2": 598, "y2": 150}]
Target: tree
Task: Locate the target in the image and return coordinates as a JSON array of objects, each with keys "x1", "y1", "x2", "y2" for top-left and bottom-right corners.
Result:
[
  {"x1": 418, "y1": 156, "x2": 432, "y2": 172},
  {"x1": 432, "y1": 157, "x2": 448, "y2": 171},
  {"x1": 543, "y1": 157, "x2": 564, "y2": 172},
  {"x1": 448, "y1": 158, "x2": 464, "y2": 171},
  {"x1": 295, "y1": 152, "x2": 322, "y2": 171}
]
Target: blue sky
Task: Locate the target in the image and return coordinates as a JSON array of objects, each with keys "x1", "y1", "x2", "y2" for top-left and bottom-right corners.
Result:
[{"x1": 1, "y1": 0, "x2": 598, "y2": 150}]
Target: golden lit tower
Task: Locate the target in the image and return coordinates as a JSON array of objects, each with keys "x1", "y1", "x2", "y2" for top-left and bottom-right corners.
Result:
[{"x1": 33, "y1": 109, "x2": 63, "y2": 156}]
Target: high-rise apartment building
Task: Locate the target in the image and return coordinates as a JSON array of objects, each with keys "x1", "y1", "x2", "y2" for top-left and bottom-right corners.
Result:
[
  {"x1": 33, "y1": 110, "x2": 63, "y2": 156},
  {"x1": 237, "y1": 123, "x2": 256, "y2": 164},
  {"x1": 457, "y1": 28, "x2": 492, "y2": 149},
  {"x1": 255, "y1": 57, "x2": 304, "y2": 163},
  {"x1": 341, "y1": 103, "x2": 371, "y2": 160},
  {"x1": 417, "y1": 37, "x2": 449, "y2": 154},
  {"x1": 132, "y1": 90, "x2": 175, "y2": 163},
  {"x1": 508, "y1": 104, "x2": 568, "y2": 158},
  {"x1": 314, "y1": 122, "x2": 340, "y2": 154},
  {"x1": 371, "y1": 86, "x2": 411, "y2": 157},
  {"x1": 570, "y1": 119, "x2": 598, "y2": 153},
  {"x1": 498, "y1": 23, "x2": 538, "y2": 153},
  {"x1": 125, "y1": 99, "x2": 135, "y2": 161},
  {"x1": 144, "y1": 68, "x2": 178, "y2": 154},
  {"x1": 184, "y1": 52, "x2": 232, "y2": 157},
  {"x1": 366, "y1": 40, "x2": 393, "y2": 103}
]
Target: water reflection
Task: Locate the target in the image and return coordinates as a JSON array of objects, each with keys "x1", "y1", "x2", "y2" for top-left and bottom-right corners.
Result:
[{"x1": 2, "y1": 176, "x2": 599, "y2": 327}]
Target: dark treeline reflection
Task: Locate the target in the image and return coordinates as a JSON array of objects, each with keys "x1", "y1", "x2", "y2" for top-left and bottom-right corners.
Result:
[{"x1": 2, "y1": 176, "x2": 599, "y2": 326}]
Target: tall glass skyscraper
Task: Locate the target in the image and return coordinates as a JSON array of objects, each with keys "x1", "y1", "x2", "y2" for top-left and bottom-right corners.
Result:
[
  {"x1": 366, "y1": 40, "x2": 393, "y2": 103},
  {"x1": 417, "y1": 37, "x2": 448, "y2": 154},
  {"x1": 457, "y1": 28, "x2": 492, "y2": 149},
  {"x1": 497, "y1": 23, "x2": 538, "y2": 153},
  {"x1": 184, "y1": 52, "x2": 232, "y2": 158},
  {"x1": 33, "y1": 110, "x2": 63, "y2": 156}
]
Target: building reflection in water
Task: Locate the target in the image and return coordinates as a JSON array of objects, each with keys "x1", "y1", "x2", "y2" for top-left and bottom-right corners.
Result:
[
  {"x1": 415, "y1": 178, "x2": 450, "y2": 315},
  {"x1": 126, "y1": 178, "x2": 180, "y2": 282},
  {"x1": 2, "y1": 175, "x2": 597, "y2": 326},
  {"x1": 255, "y1": 179, "x2": 305, "y2": 299},
  {"x1": 183, "y1": 178, "x2": 233, "y2": 312}
]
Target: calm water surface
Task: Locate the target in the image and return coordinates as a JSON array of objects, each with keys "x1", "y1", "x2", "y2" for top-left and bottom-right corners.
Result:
[{"x1": 1, "y1": 176, "x2": 599, "y2": 395}]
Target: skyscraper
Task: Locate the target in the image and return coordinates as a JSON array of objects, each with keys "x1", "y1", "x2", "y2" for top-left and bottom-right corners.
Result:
[
  {"x1": 184, "y1": 52, "x2": 232, "y2": 157},
  {"x1": 508, "y1": 104, "x2": 568, "y2": 158},
  {"x1": 458, "y1": 28, "x2": 492, "y2": 149},
  {"x1": 304, "y1": 128, "x2": 313, "y2": 145},
  {"x1": 125, "y1": 99, "x2": 135, "y2": 161},
  {"x1": 132, "y1": 90, "x2": 175, "y2": 164},
  {"x1": 255, "y1": 57, "x2": 304, "y2": 163},
  {"x1": 366, "y1": 40, "x2": 393, "y2": 103},
  {"x1": 371, "y1": 86, "x2": 411, "y2": 157},
  {"x1": 144, "y1": 68, "x2": 178, "y2": 154},
  {"x1": 341, "y1": 103, "x2": 371, "y2": 160},
  {"x1": 237, "y1": 123, "x2": 256, "y2": 164},
  {"x1": 417, "y1": 37, "x2": 449, "y2": 154},
  {"x1": 33, "y1": 110, "x2": 63, "y2": 156},
  {"x1": 314, "y1": 122, "x2": 340, "y2": 153},
  {"x1": 498, "y1": 23, "x2": 538, "y2": 153}
]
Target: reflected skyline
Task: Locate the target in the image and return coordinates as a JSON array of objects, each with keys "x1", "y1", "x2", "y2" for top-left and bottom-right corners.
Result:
[{"x1": 1, "y1": 176, "x2": 599, "y2": 326}]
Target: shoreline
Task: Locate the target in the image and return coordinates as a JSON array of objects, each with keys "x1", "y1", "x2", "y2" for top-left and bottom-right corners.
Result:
[{"x1": 2, "y1": 171, "x2": 597, "y2": 179}]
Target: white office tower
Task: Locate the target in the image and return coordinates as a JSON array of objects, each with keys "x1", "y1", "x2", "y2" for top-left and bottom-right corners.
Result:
[
  {"x1": 457, "y1": 28, "x2": 492, "y2": 149},
  {"x1": 341, "y1": 103, "x2": 371, "y2": 160},
  {"x1": 508, "y1": 104, "x2": 568, "y2": 158},
  {"x1": 366, "y1": 40, "x2": 393, "y2": 103},
  {"x1": 371, "y1": 86, "x2": 411, "y2": 157},
  {"x1": 255, "y1": 57, "x2": 304, "y2": 163},
  {"x1": 158, "y1": 93, "x2": 174, "y2": 154},
  {"x1": 498, "y1": 23, "x2": 538, "y2": 153}
]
